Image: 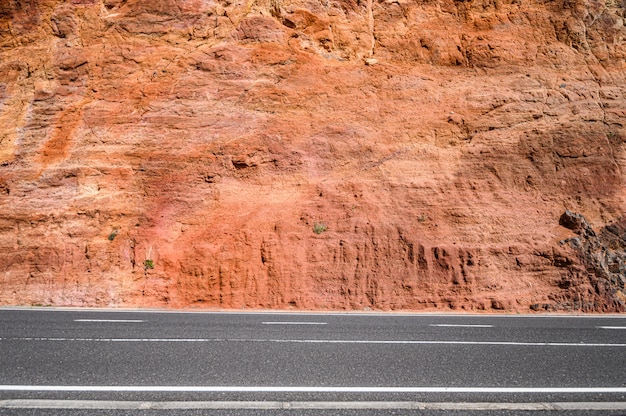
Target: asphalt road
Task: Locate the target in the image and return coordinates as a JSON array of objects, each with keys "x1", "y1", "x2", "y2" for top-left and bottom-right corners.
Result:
[{"x1": 0, "y1": 308, "x2": 625, "y2": 415}]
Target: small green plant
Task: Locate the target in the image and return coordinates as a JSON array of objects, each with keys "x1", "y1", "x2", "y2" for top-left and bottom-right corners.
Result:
[
  {"x1": 313, "y1": 222, "x2": 328, "y2": 234},
  {"x1": 144, "y1": 259, "x2": 155, "y2": 270},
  {"x1": 418, "y1": 214, "x2": 428, "y2": 223},
  {"x1": 108, "y1": 229, "x2": 119, "y2": 241}
]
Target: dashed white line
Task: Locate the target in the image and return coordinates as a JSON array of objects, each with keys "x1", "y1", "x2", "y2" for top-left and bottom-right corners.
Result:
[
  {"x1": 430, "y1": 324, "x2": 493, "y2": 328},
  {"x1": 74, "y1": 319, "x2": 144, "y2": 323},
  {"x1": 262, "y1": 322, "x2": 327, "y2": 325},
  {"x1": 597, "y1": 326, "x2": 626, "y2": 330}
]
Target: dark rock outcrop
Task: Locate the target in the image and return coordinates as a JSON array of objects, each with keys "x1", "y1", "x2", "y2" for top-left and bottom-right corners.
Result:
[{"x1": 557, "y1": 212, "x2": 626, "y2": 312}]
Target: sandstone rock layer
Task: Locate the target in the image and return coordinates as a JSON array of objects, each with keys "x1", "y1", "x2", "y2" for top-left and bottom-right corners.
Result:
[{"x1": 0, "y1": 0, "x2": 625, "y2": 311}]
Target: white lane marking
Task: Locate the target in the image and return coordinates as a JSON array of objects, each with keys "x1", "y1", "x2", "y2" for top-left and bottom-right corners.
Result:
[
  {"x1": 2, "y1": 337, "x2": 624, "y2": 347},
  {"x1": 2, "y1": 400, "x2": 626, "y2": 410},
  {"x1": 1, "y1": 338, "x2": 223, "y2": 342},
  {"x1": 597, "y1": 326, "x2": 626, "y2": 330},
  {"x1": 430, "y1": 324, "x2": 493, "y2": 328},
  {"x1": 74, "y1": 319, "x2": 144, "y2": 323},
  {"x1": 262, "y1": 322, "x2": 327, "y2": 325},
  {"x1": 1, "y1": 386, "x2": 626, "y2": 394}
]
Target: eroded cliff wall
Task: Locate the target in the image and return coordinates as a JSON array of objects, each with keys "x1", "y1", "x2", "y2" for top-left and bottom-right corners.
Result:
[{"x1": 0, "y1": 0, "x2": 624, "y2": 311}]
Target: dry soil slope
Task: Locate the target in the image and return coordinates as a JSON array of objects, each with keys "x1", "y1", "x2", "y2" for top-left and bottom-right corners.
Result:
[{"x1": 0, "y1": 0, "x2": 624, "y2": 311}]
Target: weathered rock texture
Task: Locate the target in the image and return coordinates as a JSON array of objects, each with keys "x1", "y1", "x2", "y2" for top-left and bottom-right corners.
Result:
[
  {"x1": 0, "y1": 0, "x2": 625, "y2": 311},
  {"x1": 554, "y1": 210, "x2": 626, "y2": 311}
]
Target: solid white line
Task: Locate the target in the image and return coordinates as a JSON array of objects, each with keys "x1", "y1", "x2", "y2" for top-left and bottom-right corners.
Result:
[
  {"x1": 2, "y1": 400, "x2": 626, "y2": 410},
  {"x1": 1, "y1": 386, "x2": 626, "y2": 394},
  {"x1": 262, "y1": 322, "x2": 327, "y2": 325},
  {"x1": 597, "y1": 326, "x2": 626, "y2": 330},
  {"x1": 2, "y1": 338, "x2": 223, "y2": 342},
  {"x1": 430, "y1": 324, "x2": 493, "y2": 328},
  {"x1": 2, "y1": 337, "x2": 624, "y2": 347},
  {"x1": 74, "y1": 319, "x2": 144, "y2": 323}
]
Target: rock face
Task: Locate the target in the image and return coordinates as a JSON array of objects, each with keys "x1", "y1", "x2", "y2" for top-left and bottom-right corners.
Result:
[
  {"x1": 554, "y1": 211, "x2": 626, "y2": 311},
  {"x1": 0, "y1": 0, "x2": 624, "y2": 311}
]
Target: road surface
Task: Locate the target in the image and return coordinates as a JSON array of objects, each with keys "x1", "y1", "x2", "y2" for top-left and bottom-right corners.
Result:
[{"x1": 0, "y1": 308, "x2": 625, "y2": 414}]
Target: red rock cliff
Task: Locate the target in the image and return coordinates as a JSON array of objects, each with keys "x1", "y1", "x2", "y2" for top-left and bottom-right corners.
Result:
[{"x1": 0, "y1": 0, "x2": 624, "y2": 311}]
